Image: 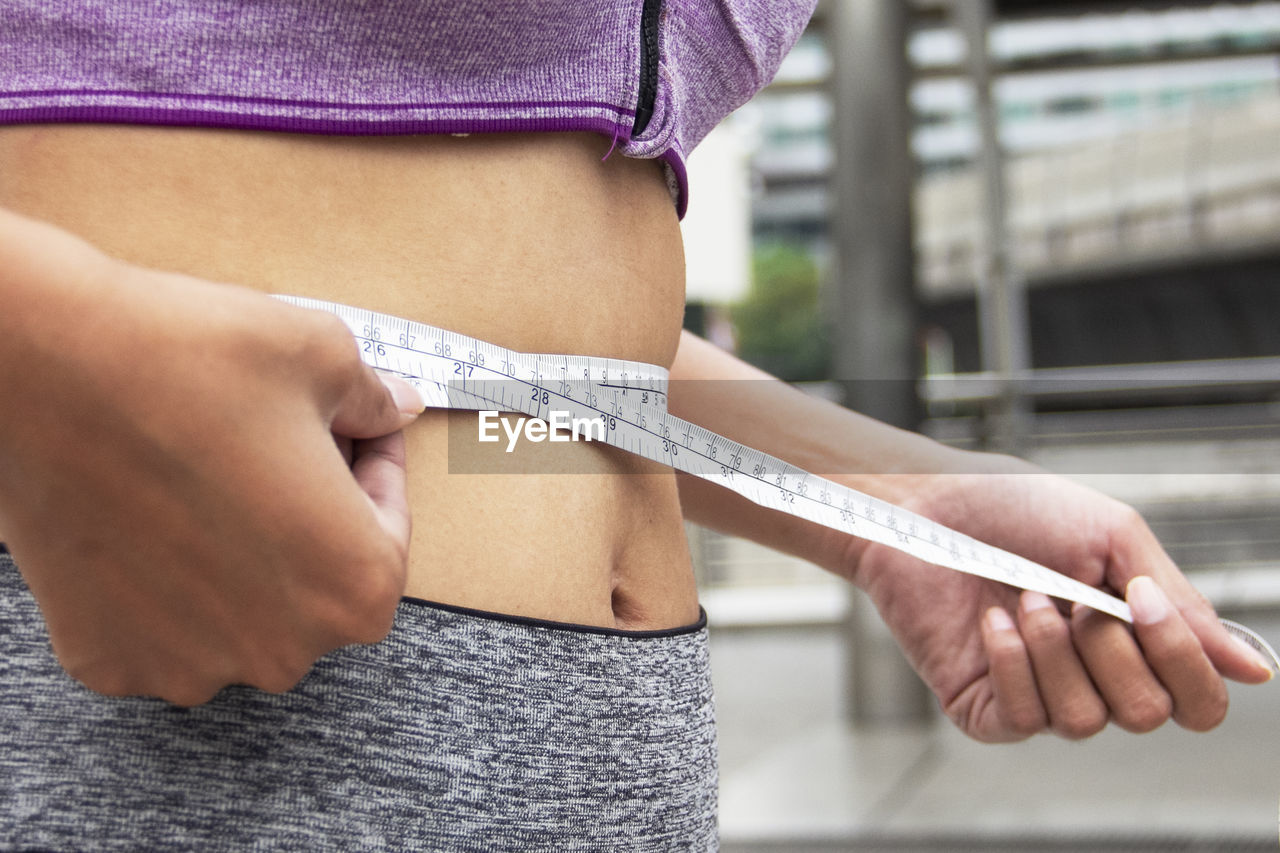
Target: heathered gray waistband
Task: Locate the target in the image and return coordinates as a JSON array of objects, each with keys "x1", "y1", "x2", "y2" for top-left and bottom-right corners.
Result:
[{"x1": 0, "y1": 551, "x2": 718, "y2": 851}]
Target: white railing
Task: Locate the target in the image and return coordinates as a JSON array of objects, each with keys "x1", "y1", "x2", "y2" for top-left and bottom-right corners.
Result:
[{"x1": 916, "y1": 95, "x2": 1280, "y2": 295}]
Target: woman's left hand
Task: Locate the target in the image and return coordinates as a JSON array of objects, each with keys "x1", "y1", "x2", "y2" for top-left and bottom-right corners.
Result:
[{"x1": 840, "y1": 454, "x2": 1274, "y2": 743}]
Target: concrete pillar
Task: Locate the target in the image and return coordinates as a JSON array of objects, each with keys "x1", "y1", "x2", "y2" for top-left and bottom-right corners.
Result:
[
  {"x1": 956, "y1": 0, "x2": 1033, "y2": 452},
  {"x1": 828, "y1": 0, "x2": 934, "y2": 727}
]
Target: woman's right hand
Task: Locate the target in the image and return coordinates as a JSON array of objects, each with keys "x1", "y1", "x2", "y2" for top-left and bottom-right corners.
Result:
[{"x1": 0, "y1": 208, "x2": 424, "y2": 705}]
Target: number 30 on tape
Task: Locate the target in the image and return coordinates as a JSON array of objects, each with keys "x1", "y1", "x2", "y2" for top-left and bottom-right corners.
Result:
[{"x1": 275, "y1": 295, "x2": 1280, "y2": 674}]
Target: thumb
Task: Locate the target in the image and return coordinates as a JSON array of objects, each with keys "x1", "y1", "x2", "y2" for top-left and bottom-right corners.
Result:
[
  {"x1": 331, "y1": 369, "x2": 425, "y2": 439},
  {"x1": 1177, "y1": 594, "x2": 1277, "y2": 685}
]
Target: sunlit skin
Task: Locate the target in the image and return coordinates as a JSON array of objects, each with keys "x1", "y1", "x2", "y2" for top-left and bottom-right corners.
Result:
[{"x1": 0, "y1": 124, "x2": 1270, "y2": 725}]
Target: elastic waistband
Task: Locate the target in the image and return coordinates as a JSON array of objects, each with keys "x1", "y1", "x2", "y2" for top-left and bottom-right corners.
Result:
[
  {"x1": 400, "y1": 594, "x2": 707, "y2": 639},
  {"x1": 0, "y1": 550, "x2": 719, "y2": 850}
]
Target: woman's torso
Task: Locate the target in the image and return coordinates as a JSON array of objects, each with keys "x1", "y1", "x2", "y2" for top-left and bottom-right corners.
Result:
[{"x1": 0, "y1": 125, "x2": 698, "y2": 630}]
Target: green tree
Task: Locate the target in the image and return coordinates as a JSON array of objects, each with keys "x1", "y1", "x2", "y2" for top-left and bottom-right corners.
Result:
[{"x1": 731, "y1": 244, "x2": 830, "y2": 381}]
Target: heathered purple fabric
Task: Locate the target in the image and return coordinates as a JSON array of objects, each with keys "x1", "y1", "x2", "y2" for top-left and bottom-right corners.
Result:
[{"x1": 0, "y1": 0, "x2": 817, "y2": 215}]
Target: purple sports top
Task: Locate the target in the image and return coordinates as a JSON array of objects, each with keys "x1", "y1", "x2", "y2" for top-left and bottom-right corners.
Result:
[{"x1": 1, "y1": 0, "x2": 817, "y2": 216}]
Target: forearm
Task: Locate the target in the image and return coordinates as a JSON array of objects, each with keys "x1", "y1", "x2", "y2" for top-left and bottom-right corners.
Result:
[
  {"x1": 0, "y1": 204, "x2": 422, "y2": 704},
  {"x1": 668, "y1": 330, "x2": 980, "y2": 575},
  {"x1": 0, "y1": 207, "x2": 101, "y2": 361},
  {"x1": 671, "y1": 335, "x2": 1277, "y2": 740},
  {"x1": 0, "y1": 208, "x2": 119, "y2": 493}
]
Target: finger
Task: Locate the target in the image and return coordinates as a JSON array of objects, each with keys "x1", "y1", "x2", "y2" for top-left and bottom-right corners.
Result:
[
  {"x1": 1106, "y1": 518, "x2": 1272, "y2": 683},
  {"x1": 1019, "y1": 591, "x2": 1109, "y2": 740},
  {"x1": 1071, "y1": 602, "x2": 1171, "y2": 733},
  {"x1": 1127, "y1": 576, "x2": 1229, "y2": 731},
  {"x1": 332, "y1": 369, "x2": 425, "y2": 439},
  {"x1": 981, "y1": 606, "x2": 1047, "y2": 740},
  {"x1": 1175, "y1": 592, "x2": 1274, "y2": 685},
  {"x1": 335, "y1": 435, "x2": 354, "y2": 468},
  {"x1": 351, "y1": 430, "x2": 412, "y2": 554}
]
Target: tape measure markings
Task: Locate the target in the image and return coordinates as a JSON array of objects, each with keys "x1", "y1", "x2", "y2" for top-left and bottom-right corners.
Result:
[{"x1": 277, "y1": 296, "x2": 1280, "y2": 672}]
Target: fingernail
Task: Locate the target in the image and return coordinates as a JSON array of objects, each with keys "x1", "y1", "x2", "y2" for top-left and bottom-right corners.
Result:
[
  {"x1": 1126, "y1": 576, "x2": 1169, "y2": 625},
  {"x1": 379, "y1": 372, "x2": 426, "y2": 416},
  {"x1": 1231, "y1": 635, "x2": 1276, "y2": 681},
  {"x1": 985, "y1": 607, "x2": 1015, "y2": 632},
  {"x1": 1021, "y1": 591, "x2": 1055, "y2": 613}
]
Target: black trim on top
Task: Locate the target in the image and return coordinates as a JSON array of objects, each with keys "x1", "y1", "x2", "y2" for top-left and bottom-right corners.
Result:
[
  {"x1": 632, "y1": 0, "x2": 662, "y2": 137},
  {"x1": 400, "y1": 595, "x2": 707, "y2": 639}
]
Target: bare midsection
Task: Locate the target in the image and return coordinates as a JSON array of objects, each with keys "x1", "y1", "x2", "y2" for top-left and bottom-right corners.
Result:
[{"x1": 0, "y1": 125, "x2": 698, "y2": 630}]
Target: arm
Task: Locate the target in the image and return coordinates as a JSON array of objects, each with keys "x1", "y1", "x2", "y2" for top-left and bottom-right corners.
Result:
[
  {"x1": 669, "y1": 330, "x2": 955, "y2": 572},
  {"x1": 0, "y1": 207, "x2": 423, "y2": 705},
  {"x1": 669, "y1": 330, "x2": 1273, "y2": 742}
]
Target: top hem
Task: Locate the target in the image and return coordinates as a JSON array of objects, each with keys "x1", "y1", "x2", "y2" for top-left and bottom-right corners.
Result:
[{"x1": 0, "y1": 104, "x2": 691, "y2": 215}]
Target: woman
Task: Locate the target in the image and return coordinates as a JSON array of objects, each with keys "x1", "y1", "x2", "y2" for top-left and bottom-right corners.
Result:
[{"x1": 0, "y1": 1, "x2": 1271, "y2": 849}]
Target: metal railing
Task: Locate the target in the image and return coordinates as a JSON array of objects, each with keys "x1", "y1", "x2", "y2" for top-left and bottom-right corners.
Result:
[{"x1": 917, "y1": 95, "x2": 1280, "y2": 294}]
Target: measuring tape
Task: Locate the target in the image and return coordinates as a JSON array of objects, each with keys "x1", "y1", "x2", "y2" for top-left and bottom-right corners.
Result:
[{"x1": 276, "y1": 295, "x2": 1279, "y2": 673}]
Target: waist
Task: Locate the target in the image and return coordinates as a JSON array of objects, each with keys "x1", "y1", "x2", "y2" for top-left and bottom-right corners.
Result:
[
  {"x1": 0, "y1": 125, "x2": 698, "y2": 629},
  {"x1": 0, "y1": 126, "x2": 686, "y2": 365}
]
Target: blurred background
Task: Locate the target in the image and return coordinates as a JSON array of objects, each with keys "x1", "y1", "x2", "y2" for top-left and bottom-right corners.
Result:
[{"x1": 677, "y1": 1, "x2": 1280, "y2": 850}]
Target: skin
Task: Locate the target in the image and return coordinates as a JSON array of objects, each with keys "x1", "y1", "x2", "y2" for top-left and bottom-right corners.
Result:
[
  {"x1": 0, "y1": 210, "x2": 421, "y2": 705},
  {"x1": 0, "y1": 124, "x2": 1269, "y2": 731},
  {"x1": 669, "y1": 333, "x2": 1274, "y2": 742},
  {"x1": 0, "y1": 126, "x2": 699, "y2": 640}
]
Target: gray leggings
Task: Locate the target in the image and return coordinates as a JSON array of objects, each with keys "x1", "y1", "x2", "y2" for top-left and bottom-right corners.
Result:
[{"x1": 0, "y1": 550, "x2": 718, "y2": 851}]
